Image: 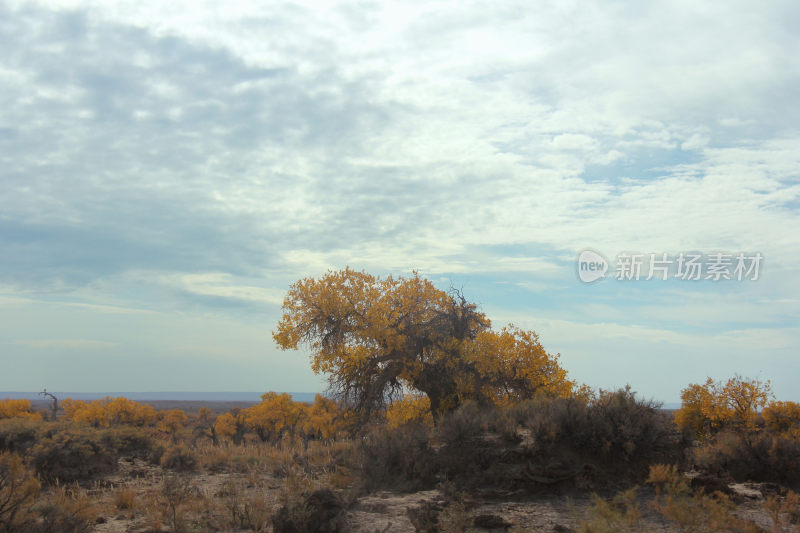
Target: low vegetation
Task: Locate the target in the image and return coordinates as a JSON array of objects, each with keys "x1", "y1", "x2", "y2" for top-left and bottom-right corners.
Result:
[{"x1": 1, "y1": 269, "x2": 799, "y2": 531}]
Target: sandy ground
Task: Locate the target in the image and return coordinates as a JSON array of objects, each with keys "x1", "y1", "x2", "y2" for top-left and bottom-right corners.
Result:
[{"x1": 84, "y1": 456, "x2": 791, "y2": 533}]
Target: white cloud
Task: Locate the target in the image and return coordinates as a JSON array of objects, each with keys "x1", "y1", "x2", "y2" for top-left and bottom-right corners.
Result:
[
  {"x1": 172, "y1": 273, "x2": 286, "y2": 306},
  {"x1": 0, "y1": 0, "x2": 798, "y2": 395},
  {"x1": 17, "y1": 339, "x2": 120, "y2": 349}
]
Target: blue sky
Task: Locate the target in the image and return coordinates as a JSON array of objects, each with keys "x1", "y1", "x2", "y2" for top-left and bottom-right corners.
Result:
[{"x1": 0, "y1": 0, "x2": 798, "y2": 403}]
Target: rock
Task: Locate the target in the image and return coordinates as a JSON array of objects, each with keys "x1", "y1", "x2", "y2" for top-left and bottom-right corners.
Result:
[{"x1": 730, "y1": 483, "x2": 764, "y2": 500}]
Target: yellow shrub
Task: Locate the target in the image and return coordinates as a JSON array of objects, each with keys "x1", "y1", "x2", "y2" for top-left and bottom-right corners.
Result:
[
  {"x1": 762, "y1": 401, "x2": 800, "y2": 434},
  {"x1": 301, "y1": 394, "x2": 347, "y2": 440},
  {"x1": 157, "y1": 409, "x2": 188, "y2": 436},
  {"x1": 243, "y1": 392, "x2": 303, "y2": 442},
  {"x1": 61, "y1": 397, "x2": 156, "y2": 427},
  {"x1": 674, "y1": 376, "x2": 772, "y2": 438},
  {"x1": 0, "y1": 399, "x2": 41, "y2": 420}
]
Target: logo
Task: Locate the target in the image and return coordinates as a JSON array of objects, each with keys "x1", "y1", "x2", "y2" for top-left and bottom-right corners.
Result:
[{"x1": 577, "y1": 250, "x2": 608, "y2": 283}]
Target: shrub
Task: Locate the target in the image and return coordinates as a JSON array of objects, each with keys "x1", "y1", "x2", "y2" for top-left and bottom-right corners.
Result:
[
  {"x1": 584, "y1": 387, "x2": 679, "y2": 464},
  {"x1": 0, "y1": 418, "x2": 42, "y2": 454},
  {"x1": 406, "y1": 500, "x2": 442, "y2": 533},
  {"x1": 100, "y1": 426, "x2": 156, "y2": 459},
  {"x1": 763, "y1": 490, "x2": 800, "y2": 531},
  {"x1": 217, "y1": 479, "x2": 271, "y2": 531},
  {"x1": 763, "y1": 401, "x2": 800, "y2": 434},
  {"x1": 160, "y1": 475, "x2": 195, "y2": 533},
  {"x1": 0, "y1": 399, "x2": 41, "y2": 421},
  {"x1": 272, "y1": 489, "x2": 345, "y2": 533},
  {"x1": 0, "y1": 452, "x2": 40, "y2": 531},
  {"x1": 359, "y1": 390, "x2": 682, "y2": 492},
  {"x1": 34, "y1": 485, "x2": 98, "y2": 533},
  {"x1": 359, "y1": 423, "x2": 437, "y2": 491},
  {"x1": 434, "y1": 402, "x2": 510, "y2": 484},
  {"x1": 61, "y1": 397, "x2": 157, "y2": 428},
  {"x1": 202, "y1": 449, "x2": 232, "y2": 473},
  {"x1": 693, "y1": 430, "x2": 800, "y2": 487},
  {"x1": 30, "y1": 429, "x2": 116, "y2": 484},
  {"x1": 160, "y1": 445, "x2": 198, "y2": 472},
  {"x1": 575, "y1": 488, "x2": 642, "y2": 533},
  {"x1": 148, "y1": 443, "x2": 166, "y2": 465},
  {"x1": 157, "y1": 409, "x2": 189, "y2": 436},
  {"x1": 646, "y1": 463, "x2": 757, "y2": 532},
  {"x1": 513, "y1": 388, "x2": 682, "y2": 480},
  {"x1": 510, "y1": 395, "x2": 591, "y2": 454},
  {"x1": 113, "y1": 487, "x2": 137, "y2": 511}
]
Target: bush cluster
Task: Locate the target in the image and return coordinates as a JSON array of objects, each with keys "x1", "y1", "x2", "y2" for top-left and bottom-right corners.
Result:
[
  {"x1": 693, "y1": 430, "x2": 800, "y2": 487},
  {"x1": 360, "y1": 387, "x2": 683, "y2": 491},
  {"x1": 0, "y1": 419, "x2": 157, "y2": 484}
]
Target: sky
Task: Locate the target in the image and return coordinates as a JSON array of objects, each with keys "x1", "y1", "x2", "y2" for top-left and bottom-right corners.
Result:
[{"x1": 0, "y1": 0, "x2": 798, "y2": 404}]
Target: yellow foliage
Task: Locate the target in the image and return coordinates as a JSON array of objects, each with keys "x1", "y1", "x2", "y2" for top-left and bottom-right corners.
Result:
[
  {"x1": 463, "y1": 326, "x2": 575, "y2": 407},
  {"x1": 385, "y1": 394, "x2": 433, "y2": 428},
  {"x1": 196, "y1": 406, "x2": 213, "y2": 424},
  {"x1": 274, "y1": 268, "x2": 577, "y2": 421},
  {"x1": 243, "y1": 392, "x2": 303, "y2": 442},
  {"x1": 214, "y1": 412, "x2": 240, "y2": 442},
  {"x1": 674, "y1": 376, "x2": 772, "y2": 438},
  {"x1": 157, "y1": 409, "x2": 188, "y2": 436},
  {"x1": 301, "y1": 394, "x2": 348, "y2": 440},
  {"x1": 0, "y1": 399, "x2": 41, "y2": 420},
  {"x1": 762, "y1": 401, "x2": 800, "y2": 434},
  {"x1": 61, "y1": 397, "x2": 156, "y2": 427}
]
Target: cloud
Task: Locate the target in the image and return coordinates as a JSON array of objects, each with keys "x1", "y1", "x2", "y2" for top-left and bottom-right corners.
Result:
[
  {"x1": 17, "y1": 339, "x2": 120, "y2": 349},
  {"x1": 168, "y1": 272, "x2": 286, "y2": 306},
  {"x1": 0, "y1": 0, "x2": 798, "y2": 397}
]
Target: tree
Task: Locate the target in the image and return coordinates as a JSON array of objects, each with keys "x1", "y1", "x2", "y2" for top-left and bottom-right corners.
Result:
[
  {"x1": 214, "y1": 409, "x2": 247, "y2": 444},
  {"x1": 60, "y1": 397, "x2": 156, "y2": 428},
  {"x1": 0, "y1": 400, "x2": 41, "y2": 421},
  {"x1": 273, "y1": 268, "x2": 575, "y2": 422},
  {"x1": 675, "y1": 375, "x2": 773, "y2": 437},
  {"x1": 762, "y1": 401, "x2": 800, "y2": 435},
  {"x1": 301, "y1": 394, "x2": 348, "y2": 441},
  {"x1": 39, "y1": 389, "x2": 58, "y2": 421},
  {"x1": 243, "y1": 392, "x2": 303, "y2": 442},
  {"x1": 157, "y1": 409, "x2": 188, "y2": 440},
  {"x1": 194, "y1": 407, "x2": 218, "y2": 444}
]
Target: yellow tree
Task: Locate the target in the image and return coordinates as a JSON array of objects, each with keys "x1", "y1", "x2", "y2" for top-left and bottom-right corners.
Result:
[
  {"x1": 675, "y1": 375, "x2": 773, "y2": 437},
  {"x1": 157, "y1": 409, "x2": 188, "y2": 439},
  {"x1": 274, "y1": 268, "x2": 575, "y2": 422},
  {"x1": 301, "y1": 394, "x2": 347, "y2": 441},
  {"x1": 214, "y1": 410, "x2": 247, "y2": 444},
  {"x1": 762, "y1": 401, "x2": 800, "y2": 435},
  {"x1": 0, "y1": 399, "x2": 41, "y2": 421},
  {"x1": 243, "y1": 392, "x2": 303, "y2": 442}
]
